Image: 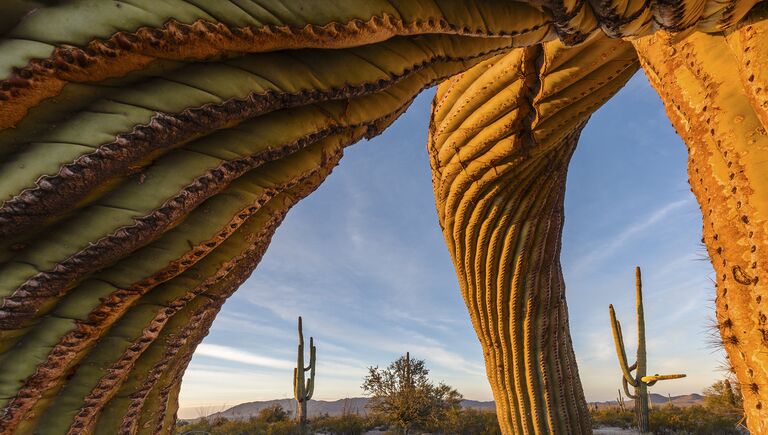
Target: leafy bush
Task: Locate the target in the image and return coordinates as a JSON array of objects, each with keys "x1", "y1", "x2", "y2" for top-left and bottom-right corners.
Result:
[{"x1": 362, "y1": 353, "x2": 463, "y2": 433}]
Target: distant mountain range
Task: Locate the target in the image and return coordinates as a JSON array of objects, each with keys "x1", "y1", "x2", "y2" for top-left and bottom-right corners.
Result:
[
  {"x1": 204, "y1": 398, "x2": 495, "y2": 420},
  {"x1": 590, "y1": 393, "x2": 704, "y2": 409},
  {"x1": 200, "y1": 394, "x2": 702, "y2": 420}
]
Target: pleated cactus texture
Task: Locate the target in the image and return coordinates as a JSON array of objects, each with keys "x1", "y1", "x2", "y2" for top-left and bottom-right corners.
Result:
[
  {"x1": 427, "y1": 32, "x2": 638, "y2": 433},
  {"x1": 0, "y1": 1, "x2": 766, "y2": 434},
  {"x1": 633, "y1": 6, "x2": 768, "y2": 430},
  {"x1": 609, "y1": 267, "x2": 686, "y2": 432}
]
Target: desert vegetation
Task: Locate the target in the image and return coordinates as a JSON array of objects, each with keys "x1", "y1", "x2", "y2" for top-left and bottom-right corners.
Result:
[
  {"x1": 176, "y1": 406, "x2": 501, "y2": 435},
  {"x1": 589, "y1": 378, "x2": 747, "y2": 434},
  {"x1": 175, "y1": 377, "x2": 744, "y2": 435}
]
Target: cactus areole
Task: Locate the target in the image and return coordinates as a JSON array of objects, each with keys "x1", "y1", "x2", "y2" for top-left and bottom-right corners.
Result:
[
  {"x1": 293, "y1": 316, "x2": 316, "y2": 424},
  {"x1": 609, "y1": 268, "x2": 686, "y2": 432},
  {"x1": 0, "y1": 1, "x2": 767, "y2": 434}
]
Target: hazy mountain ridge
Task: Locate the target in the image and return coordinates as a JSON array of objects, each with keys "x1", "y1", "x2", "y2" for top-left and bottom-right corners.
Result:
[
  {"x1": 205, "y1": 398, "x2": 495, "y2": 420},
  {"x1": 202, "y1": 394, "x2": 701, "y2": 420},
  {"x1": 589, "y1": 393, "x2": 704, "y2": 409}
]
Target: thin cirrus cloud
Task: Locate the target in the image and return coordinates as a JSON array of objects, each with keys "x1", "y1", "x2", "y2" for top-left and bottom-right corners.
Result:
[
  {"x1": 195, "y1": 344, "x2": 294, "y2": 370},
  {"x1": 569, "y1": 197, "x2": 692, "y2": 275}
]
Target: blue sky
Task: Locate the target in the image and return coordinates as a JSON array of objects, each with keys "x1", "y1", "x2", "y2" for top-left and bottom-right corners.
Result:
[{"x1": 177, "y1": 72, "x2": 721, "y2": 418}]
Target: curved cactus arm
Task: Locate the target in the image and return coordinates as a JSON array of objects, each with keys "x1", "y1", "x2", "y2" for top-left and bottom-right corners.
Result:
[
  {"x1": 0, "y1": 0, "x2": 558, "y2": 130},
  {"x1": 429, "y1": 31, "x2": 638, "y2": 434},
  {"x1": 0, "y1": 1, "x2": 759, "y2": 129},
  {"x1": 0, "y1": 32, "x2": 517, "y2": 429},
  {"x1": 0, "y1": 32, "x2": 512, "y2": 368},
  {"x1": 622, "y1": 376, "x2": 638, "y2": 400},
  {"x1": 0, "y1": 38, "x2": 520, "y2": 310},
  {"x1": 609, "y1": 305, "x2": 639, "y2": 387},
  {"x1": 641, "y1": 374, "x2": 686, "y2": 385},
  {"x1": 306, "y1": 336, "x2": 316, "y2": 372}
]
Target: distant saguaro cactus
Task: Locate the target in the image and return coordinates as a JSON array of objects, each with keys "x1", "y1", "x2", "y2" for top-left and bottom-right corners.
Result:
[
  {"x1": 293, "y1": 316, "x2": 316, "y2": 425},
  {"x1": 609, "y1": 267, "x2": 686, "y2": 433},
  {"x1": 617, "y1": 389, "x2": 626, "y2": 412}
]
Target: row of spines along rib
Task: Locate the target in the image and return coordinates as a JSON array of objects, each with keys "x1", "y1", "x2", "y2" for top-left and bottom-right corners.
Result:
[
  {"x1": 427, "y1": 31, "x2": 638, "y2": 434},
  {"x1": 0, "y1": 34, "x2": 517, "y2": 327},
  {"x1": 0, "y1": 0, "x2": 759, "y2": 128},
  {"x1": 0, "y1": 34, "x2": 515, "y2": 434}
]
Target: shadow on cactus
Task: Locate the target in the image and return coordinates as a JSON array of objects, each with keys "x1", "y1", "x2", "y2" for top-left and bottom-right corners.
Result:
[{"x1": 609, "y1": 267, "x2": 686, "y2": 433}]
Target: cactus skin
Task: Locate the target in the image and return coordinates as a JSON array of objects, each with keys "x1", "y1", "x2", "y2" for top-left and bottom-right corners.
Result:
[
  {"x1": 633, "y1": 8, "x2": 768, "y2": 431},
  {"x1": 428, "y1": 32, "x2": 638, "y2": 434},
  {"x1": 0, "y1": 1, "x2": 766, "y2": 434},
  {"x1": 293, "y1": 316, "x2": 316, "y2": 425},
  {"x1": 609, "y1": 267, "x2": 686, "y2": 433}
]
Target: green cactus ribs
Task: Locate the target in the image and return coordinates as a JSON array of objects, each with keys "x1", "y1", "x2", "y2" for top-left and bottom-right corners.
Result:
[
  {"x1": 608, "y1": 267, "x2": 686, "y2": 433},
  {"x1": 293, "y1": 316, "x2": 316, "y2": 425},
  {"x1": 0, "y1": 24, "x2": 511, "y2": 433}
]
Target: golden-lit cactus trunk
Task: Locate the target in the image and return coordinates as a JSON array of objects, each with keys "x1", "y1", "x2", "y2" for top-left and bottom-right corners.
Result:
[
  {"x1": 427, "y1": 33, "x2": 638, "y2": 433},
  {"x1": 632, "y1": 6, "x2": 768, "y2": 432}
]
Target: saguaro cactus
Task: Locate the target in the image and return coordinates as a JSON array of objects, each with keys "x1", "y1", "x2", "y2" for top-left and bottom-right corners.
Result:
[
  {"x1": 609, "y1": 267, "x2": 686, "y2": 432},
  {"x1": 617, "y1": 389, "x2": 627, "y2": 412},
  {"x1": 293, "y1": 316, "x2": 316, "y2": 425}
]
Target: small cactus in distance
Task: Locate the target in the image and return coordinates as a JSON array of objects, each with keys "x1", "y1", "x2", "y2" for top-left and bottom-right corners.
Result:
[
  {"x1": 609, "y1": 267, "x2": 686, "y2": 433},
  {"x1": 293, "y1": 316, "x2": 316, "y2": 425},
  {"x1": 617, "y1": 389, "x2": 626, "y2": 412}
]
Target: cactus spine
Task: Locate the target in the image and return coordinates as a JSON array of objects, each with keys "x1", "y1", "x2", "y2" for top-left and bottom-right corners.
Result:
[
  {"x1": 609, "y1": 267, "x2": 686, "y2": 433},
  {"x1": 293, "y1": 316, "x2": 316, "y2": 425}
]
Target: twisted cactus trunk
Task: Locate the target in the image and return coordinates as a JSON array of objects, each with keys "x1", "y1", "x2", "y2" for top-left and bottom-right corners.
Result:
[{"x1": 427, "y1": 32, "x2": 638, "y2": 434}]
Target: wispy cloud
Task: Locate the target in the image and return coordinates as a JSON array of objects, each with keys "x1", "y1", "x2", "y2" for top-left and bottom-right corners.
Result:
[
  {"x1": 570, "y1": 198, "x2": 691, "y2": 274},
  {"x1": 195, "y1": 344, "x2": 294, "y2": 370}
]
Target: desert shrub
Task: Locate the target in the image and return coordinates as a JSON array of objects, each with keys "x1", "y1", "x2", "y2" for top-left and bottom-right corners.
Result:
[
  {"x1": 432, "y1": 408, "x2": 501, "y2": 434},
  {"x1": 649, "y1": 405, "x2": 743, "y2": 435},
  {"x1": 590, "y1": 406, "x2": 635, "y2": 429},
  {"x1": 176, "y1": 416, "x2": 269, "y2": 434},
  {"x1": 257, "y1": 405, "x2": 291, "y2": 423},
  {"x1": 266, "y1": 420, "x2": 303, "y2": 435},
  {"x1": 310, "y1": 413, "x2": 368, "y2": 434},
  {"x1": 362, "y1": 353, "x2": 462, "y2": 433}
]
